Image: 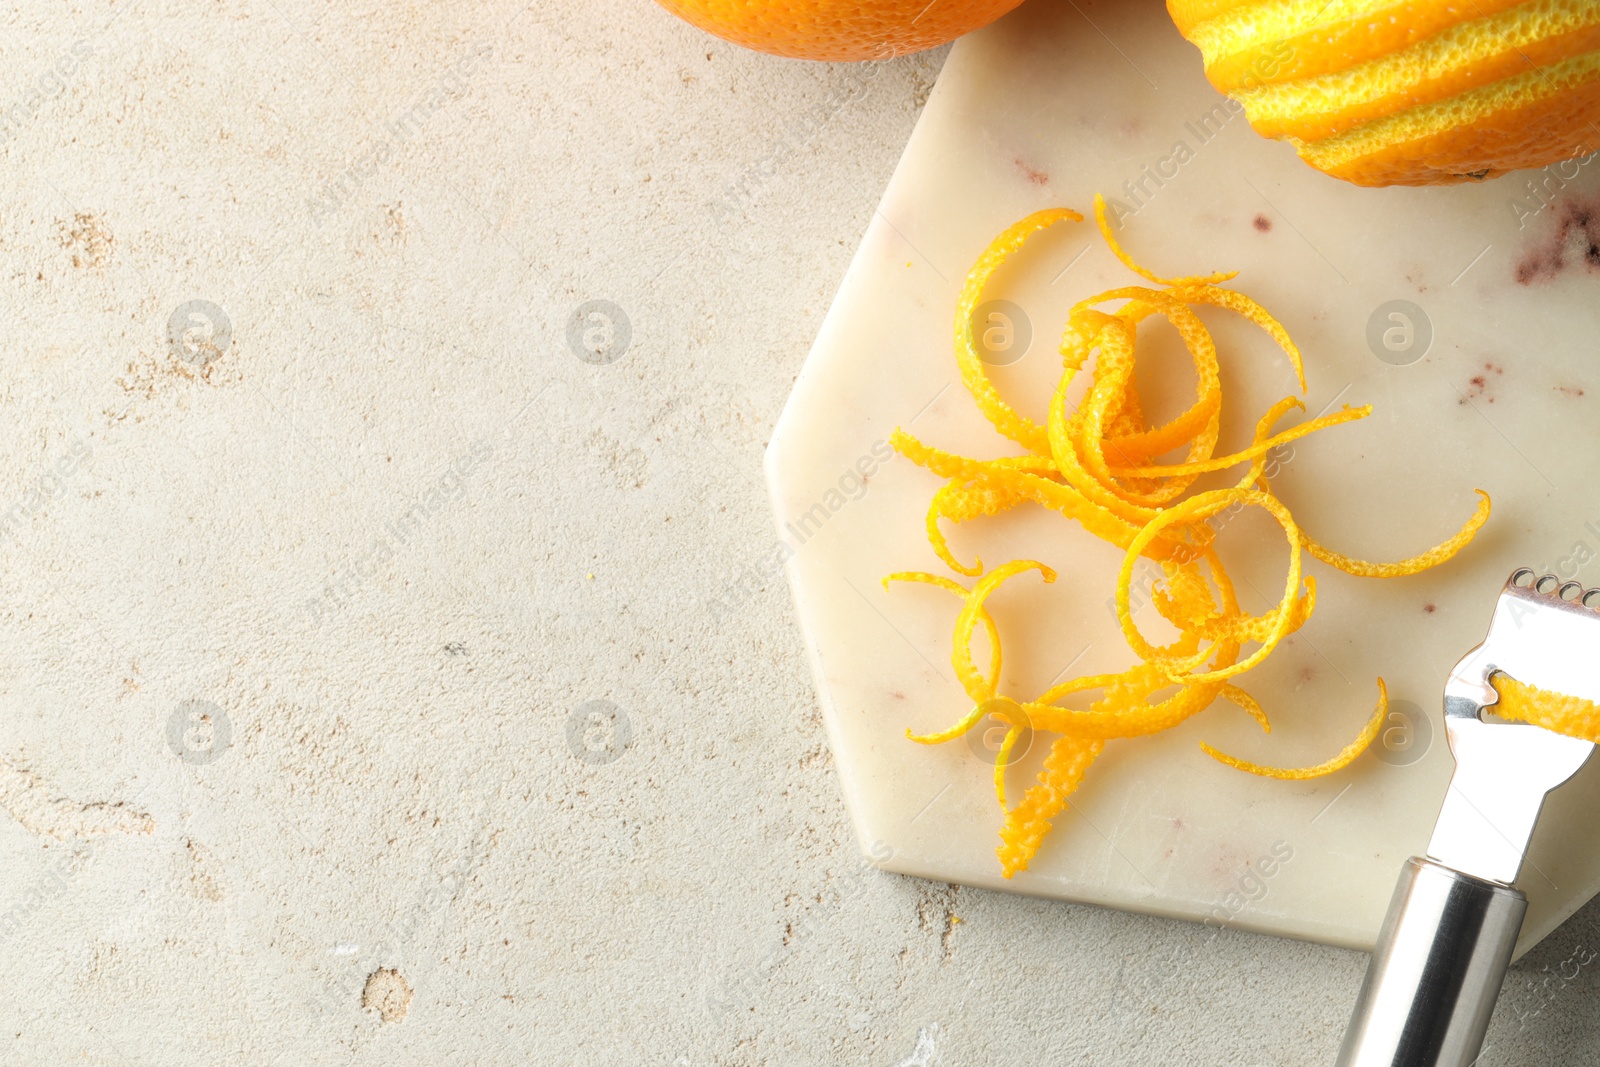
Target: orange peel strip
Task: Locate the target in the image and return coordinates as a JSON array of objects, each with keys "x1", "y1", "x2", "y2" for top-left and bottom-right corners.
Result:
[
  {"x1": 1298, "y1": 489, "x2": 1492, "y2": 578},
  {"x1": 952, "y1": 561, "x2": 1055, "y2": 701},
  {"x1": 1070, "y1": 291, "x2": 1224, "y2": 467},
  {"x1": 890, "y1": 428, "x2": 1165, "y2": 556},
  {"x1": 1493, "y1": 673, "x2": 1600, "y2": 743},
  {"x1": 955, "y1": 208, "x2": 1083, "y2": 455},
  {"x1": 998, "y1": 734, "x2": 1106, "y2": 878},
  {"x1": 924, "y1": 483, "x2": 989, "y2": 577},
  {"x1": 1021, "y1": 678, "x2": 1223, "y2": 741},
  {"x1": 1201, "y1": 680, "x2": 1389, "y2": 779},
  {"x1": 993, "y1": 716, "x2": 1027, "y2": 809},
  {"x1": 1240, "y1": 397, "x2": 1306, "y2": 474},
  {"x1": 885, "y1": 571, "x2": 1002, "y2": 743},
  {"x1": 1220, "y1": 683, "x2": 1271, "y2": 734},
  {"x1": 1057, "y1": 302, "x2": 1223, "y2": 513},
  {"x1": 1108, "y1": 405, "x2": 1372, "y2": 479},
  {"x1": 1176, "y1": 283, "x2": 1308, "y2": 393},
  {"x1": 1092, "y1": 194, "x2": 1237, "y2": 287}
]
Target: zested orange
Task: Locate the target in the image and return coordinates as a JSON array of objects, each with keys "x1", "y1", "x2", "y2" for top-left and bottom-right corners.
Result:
[
  {"x1": 1168, "y1": 0, "x2": 1600, "y2": 186},
  {"x1": 654, "y1": 0, "x2": 1027, "y2": 61}
]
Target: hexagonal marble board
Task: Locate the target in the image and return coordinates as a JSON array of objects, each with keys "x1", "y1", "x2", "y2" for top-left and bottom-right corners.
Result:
[{"x1": 765, "y1": 0, "x2": 1600, "y2": 955}]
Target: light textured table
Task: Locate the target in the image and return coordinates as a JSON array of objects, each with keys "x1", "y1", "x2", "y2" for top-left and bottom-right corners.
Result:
[{"x1": 1, "y1": 1, "x2": 1597, "y2": 1063}]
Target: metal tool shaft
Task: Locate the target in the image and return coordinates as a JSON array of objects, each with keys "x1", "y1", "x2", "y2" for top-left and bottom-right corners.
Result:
[
  {"x1": 1335, "y1": 569, "x2": 1600, "y2": 1067},
  {"x1": 1335, "y1": 858, "x2": 1525, "y2": 1067}
]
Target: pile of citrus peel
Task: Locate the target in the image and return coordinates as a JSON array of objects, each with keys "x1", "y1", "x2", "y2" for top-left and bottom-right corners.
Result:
[{"x1": 886, "y1": 197, "x2": 1494, "y2": 879}]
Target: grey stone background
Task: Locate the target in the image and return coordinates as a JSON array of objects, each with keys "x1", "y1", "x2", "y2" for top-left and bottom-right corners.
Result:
[{"x1": 1, "y1": 0, "x2": 1598, "y2": 1062}]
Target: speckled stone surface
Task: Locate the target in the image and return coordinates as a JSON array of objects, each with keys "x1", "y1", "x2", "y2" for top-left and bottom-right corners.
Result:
[{"x1": 1, "y1": 0, "x2": 1599, "y2": 1063}]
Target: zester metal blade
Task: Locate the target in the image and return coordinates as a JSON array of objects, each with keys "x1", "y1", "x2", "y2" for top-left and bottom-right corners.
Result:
[{"x1": 1429, "y1": 569, "x2": 1599, "y2": 885}]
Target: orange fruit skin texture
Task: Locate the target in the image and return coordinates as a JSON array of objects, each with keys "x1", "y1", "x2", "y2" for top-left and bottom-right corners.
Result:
[
  {"x1": 1168, "y1": 0, "x2": 1600, "y2": 186},
  {"x1": 654, "y1": 0, "x2": 1028, "y2": 61}
]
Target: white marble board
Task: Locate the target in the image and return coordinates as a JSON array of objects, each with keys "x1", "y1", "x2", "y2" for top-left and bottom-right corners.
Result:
[{"x1": 765, "y1": 0, "x2": 1600, "y2": 955}]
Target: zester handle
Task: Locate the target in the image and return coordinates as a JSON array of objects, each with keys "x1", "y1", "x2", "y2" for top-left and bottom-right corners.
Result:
[{"x1": 1336, "y1": 856, "x2": 1526, "y2": 1067}]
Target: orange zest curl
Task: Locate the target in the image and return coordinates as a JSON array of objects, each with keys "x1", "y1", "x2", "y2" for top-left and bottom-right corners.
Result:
[
  {"x1": 888, "y1": 200, "x2": 1490, "y2": 878},
  {"x1": 1203, "y1": 680, "x2": 1390, "y2": 780}
]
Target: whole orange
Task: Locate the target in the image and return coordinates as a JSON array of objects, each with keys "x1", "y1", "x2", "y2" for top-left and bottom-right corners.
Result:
[{"x1": 655, "y1": 0, "x2": 1028, "y2": 61}]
